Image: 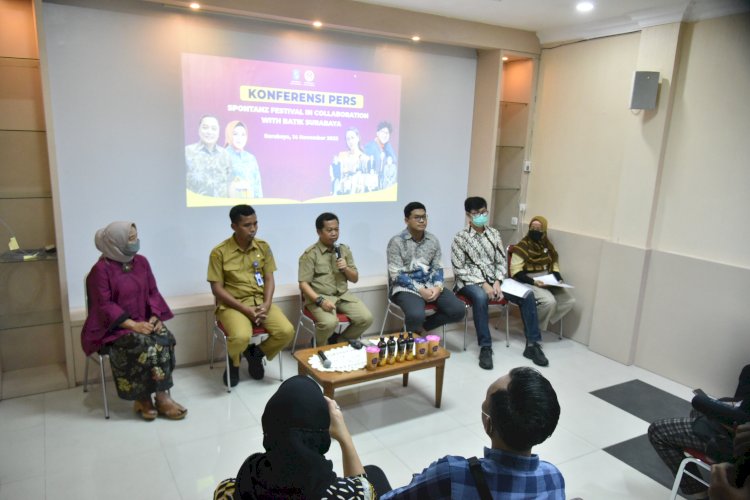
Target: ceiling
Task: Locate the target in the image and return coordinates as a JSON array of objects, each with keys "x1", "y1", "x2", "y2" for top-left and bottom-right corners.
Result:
[{"x1": 351, "y1": 0, "x2": 749, "y2": 44}]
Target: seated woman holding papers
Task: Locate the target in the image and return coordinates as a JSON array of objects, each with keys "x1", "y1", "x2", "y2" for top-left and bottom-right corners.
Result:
[{"x1": 510, "y1": 215, "x2": 576, "y2": 332}]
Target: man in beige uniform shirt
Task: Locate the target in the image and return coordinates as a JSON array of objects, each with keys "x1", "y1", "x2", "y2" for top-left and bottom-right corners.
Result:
[
  {"x1": 298, "y1": 212, "x2": 373, "y2": 347},
  {"x1": 208, "y1": 204, "x2": 293, "y2": 386}
]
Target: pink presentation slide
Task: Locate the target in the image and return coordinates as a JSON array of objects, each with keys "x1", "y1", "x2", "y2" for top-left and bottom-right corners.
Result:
[{"x1": 182, "y1": 53, "x2": 401, "y2": 207}]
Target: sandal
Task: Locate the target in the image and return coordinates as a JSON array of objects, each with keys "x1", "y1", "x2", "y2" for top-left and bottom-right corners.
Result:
[
  {"x1": 133, "y1": 399, "x2": 158, "y2": 421},
  {"x1": 155, "y1": 399, "x2": 188, "y2": 420}
]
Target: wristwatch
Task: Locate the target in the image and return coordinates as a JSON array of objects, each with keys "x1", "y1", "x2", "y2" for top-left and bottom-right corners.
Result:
[{"x1": 315, "y1": 296, "x2": 325, "y2": 307}]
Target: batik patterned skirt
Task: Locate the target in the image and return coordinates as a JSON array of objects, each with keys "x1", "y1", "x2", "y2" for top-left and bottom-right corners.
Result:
[{"x1": 108, "y1": 327, "x2": 176, "y2": 400}]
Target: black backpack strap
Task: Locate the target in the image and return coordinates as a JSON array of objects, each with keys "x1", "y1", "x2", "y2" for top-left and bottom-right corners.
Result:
[{"x1": 468, "y1": 456, "x2": 493, "y2": 500}]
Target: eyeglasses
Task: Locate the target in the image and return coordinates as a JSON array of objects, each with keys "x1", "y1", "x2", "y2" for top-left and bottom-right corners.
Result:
[
  {"x1": 481, "y1": 410, "x2": 491, "y2": 422},
  {"x1": 469, "y1": 210, "x2": 489, "y2": 217},
  {"x1": 411, "y1": 214, "x2": 428, "y2": 222}
]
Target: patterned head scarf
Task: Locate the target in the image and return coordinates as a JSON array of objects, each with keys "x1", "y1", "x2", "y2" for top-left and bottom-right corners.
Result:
[
  {"x1": 94, "y1": 221, "x2": 136, "y2": 263},
  {"x1": 513, "y1": 215, "x2": 558, "y2": 272}
]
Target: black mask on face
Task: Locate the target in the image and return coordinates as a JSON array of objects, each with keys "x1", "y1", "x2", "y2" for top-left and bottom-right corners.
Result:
[{"x1": 529, "y1": 230, "x2": 543, "y2": 242}]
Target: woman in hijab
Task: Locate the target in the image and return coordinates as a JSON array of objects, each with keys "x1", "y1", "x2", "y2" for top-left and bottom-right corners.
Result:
[
  {"x1": 215, "y1": 375, "x2": 390, "y2": 499},
  {"x1": 81, "y1": 221, "x2": 186, "y2": 420},
  {"x1": 510, "y1": 216, "x2": 576, "y2": 332}
]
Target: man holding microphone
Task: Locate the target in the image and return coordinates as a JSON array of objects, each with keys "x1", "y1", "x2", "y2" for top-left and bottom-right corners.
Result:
[{"x1": 298, "y1": 212, "x2": 373, "y2": 347}]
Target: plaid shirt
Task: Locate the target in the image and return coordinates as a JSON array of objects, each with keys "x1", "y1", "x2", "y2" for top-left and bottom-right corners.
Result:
[{"x1": 381, "y1": 447, "x2": 565, "y2": 500}]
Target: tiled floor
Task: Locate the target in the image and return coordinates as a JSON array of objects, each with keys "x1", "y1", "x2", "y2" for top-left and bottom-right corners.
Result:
[{"x1": 0, "y1": 320, "x2": 696, "y2": 500}]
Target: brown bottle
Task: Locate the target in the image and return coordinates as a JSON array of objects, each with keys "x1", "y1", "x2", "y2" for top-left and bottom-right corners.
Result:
[
  {"x1": 377, "y1": 336, "x2": 387, "y2": 367},
  {"x1": 387, "y1": 335, "x2": 396, "y2": 364}
]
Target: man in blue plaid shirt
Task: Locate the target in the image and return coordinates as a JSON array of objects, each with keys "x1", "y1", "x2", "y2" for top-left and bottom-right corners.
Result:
[{"x1": 382, "y1": 367, "x2": 565, "y2": 499}]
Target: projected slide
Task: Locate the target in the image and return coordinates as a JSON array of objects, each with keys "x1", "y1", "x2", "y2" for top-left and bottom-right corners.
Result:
[{"x1": 181, "y1": 53, "x2": 401, "y2": 207}]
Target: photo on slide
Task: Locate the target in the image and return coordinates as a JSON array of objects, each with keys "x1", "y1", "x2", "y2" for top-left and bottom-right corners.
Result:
[{"x1": 181, "y1": 53, "x2": 401, "y2": 207}]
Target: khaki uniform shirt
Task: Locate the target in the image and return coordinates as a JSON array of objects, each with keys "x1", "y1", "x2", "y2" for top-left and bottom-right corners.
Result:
[
  {"x1": 207, "y1": 236, "x2": 276, "y2": 305},
  {"x1": 298, "y1": 241, "x2": 358, "y2": 304}
]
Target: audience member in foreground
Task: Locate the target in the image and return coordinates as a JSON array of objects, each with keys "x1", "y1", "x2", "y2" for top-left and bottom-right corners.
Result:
[
  {"x1": 82, "y1": 221, "x2": 186, "y2": 420},
  {"x1": 382, "y1": 367, "x2": 564, "y2": 499},
  {"x1": 214, "y1": 375, "x2": 391, "y2": 499},
  {"x1": 710, "y1": 422, "x2": 750, "y2": 500},
  {"x1": 208, "y1": 204, "x2": 293, "y2": 386},
  {"x1": 649, "y1": 365, "x2": 750, "y2": 499}
]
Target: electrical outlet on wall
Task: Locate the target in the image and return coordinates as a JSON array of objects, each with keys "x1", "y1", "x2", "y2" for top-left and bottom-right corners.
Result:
[
  {"x1": 523, "y1": 161, "x2": 532, "y2": 172},
  {"x1": 519, "y1": 203, "x2": 526, "y2": 213},
  {"x1": 511, "y1": 217, "x2": 518, "y2": 226}
]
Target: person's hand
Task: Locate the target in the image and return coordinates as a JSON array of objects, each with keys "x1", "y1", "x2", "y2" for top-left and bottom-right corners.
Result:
[
  {"x1": 253, "y1": 305, "x2": 268, "y2": 325},
  {"x1": 481, "y1": 282, "x2": 494, "y2": 298},
  {"x1": 424, "y1": 287, "x2": 441, "y2": 302},
  {"x1": 492, "y1": 281, "x2": 502, "y2": 300},
  {"x1": 132, "y1": 321, "x2": 155, "y2": 335},
  {"x1": 418, "y1": 287, "x2": 434, "y2": 302},
  {"x1": 734, "y1": 423, "x2": 750, "y2": 457},
  {"x1": 336, "y1": 257, "x2": 348, "y2": 271},
  {"x1": 243, "y1": 306, "x2": 259, "y2": 324},
  {"x1": 534, "y1": 280, "x2": 546, "y2": 288},
  {"x1": 320, "y1": 299, "x2": 336, "y2": 313},
  {"x1": 710, "y1": 462, "x2": 750, "y2": 500},
  {"x1": 148, "y1": 317, "x2": 163, "y2": 333},
  {"x1": 324, "y1": 396, "x2": 350, "y2": 443}
]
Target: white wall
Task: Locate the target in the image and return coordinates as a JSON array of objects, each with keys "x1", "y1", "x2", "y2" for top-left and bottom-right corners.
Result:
[
  {"x1": 529, "y1": 33, "x2": 640, "y2": 238},
  {"x1": 40, "y1": 0, "x2": 477, "y2": 309},
  {"x1": 527, "y1": 14, "x2": 750, "y2": 394},
  {"x1": 651, "y1": 13, "x2": 750, "y2": 268}
]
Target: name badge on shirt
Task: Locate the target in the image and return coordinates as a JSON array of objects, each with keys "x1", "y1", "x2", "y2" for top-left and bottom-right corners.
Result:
[{"x1": 253, "y1": 261, "x2": 264, "y2": 287}]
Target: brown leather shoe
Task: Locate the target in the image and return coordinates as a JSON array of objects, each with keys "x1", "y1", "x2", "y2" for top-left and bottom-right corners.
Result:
[{"x1": 133, "y1": 399, "x2": 158, "y2": 421}]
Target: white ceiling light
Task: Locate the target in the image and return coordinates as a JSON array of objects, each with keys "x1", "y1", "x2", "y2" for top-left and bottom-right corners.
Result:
[{"x1": 576, "y1": 2, "x2": 594, "y2": 13}]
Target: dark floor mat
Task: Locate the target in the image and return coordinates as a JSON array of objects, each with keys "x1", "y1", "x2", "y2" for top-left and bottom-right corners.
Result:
[
  {"x1": 591, "y1": 379, "x2": 692, "y2": 423},
  {"x1": 603, "y1": 434, "x2": 684, "y2": 491},
  {"x1": 593, "y1": 380, "x2": 702, "y2": 498}
]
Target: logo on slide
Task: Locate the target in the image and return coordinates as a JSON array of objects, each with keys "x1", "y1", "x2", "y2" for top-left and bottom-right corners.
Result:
[
  {"x1": 292, "y1": 69, "x2": 300, "y2": 81},
  {"x1": 304, "y1": 70, "x2": 315, "y2": 82}
]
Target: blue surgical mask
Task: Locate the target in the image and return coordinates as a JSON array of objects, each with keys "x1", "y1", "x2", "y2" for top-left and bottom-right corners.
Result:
[
  {"x1": 123, "y1": 239, "x2": 140, "y2": 255},
  {"x1": 472, "y1": 213, "x2": 489, "y2": 227}
]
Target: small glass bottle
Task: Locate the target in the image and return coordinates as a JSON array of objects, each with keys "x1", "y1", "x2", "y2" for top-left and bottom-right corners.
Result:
[
  {"x1": 386, "y1": 335, "x2": 397, "y2": 364},
  {"x1": 397, "y1": 333, "x2": 407, "y2": 362},
  {"x1": 377, "y1": 336, "x2": 387, "y2": 367},
  {"x1": 405, "y1": 331, "x2": 415, "y2": 361}
]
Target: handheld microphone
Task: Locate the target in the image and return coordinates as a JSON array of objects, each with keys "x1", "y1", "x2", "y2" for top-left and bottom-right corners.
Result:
[
  {"x1": 334, "y1": 244, "x2": 344, "y2": 273},
  {"x1": 317, "y1": 350, "x2": 332, "y2": 369}
]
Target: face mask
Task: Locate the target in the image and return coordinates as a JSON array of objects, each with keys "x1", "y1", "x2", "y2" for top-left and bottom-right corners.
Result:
[
  {"x1": 123, "y1": 239, "x2": 140, "y2": 255},
  {"x1": 471, "y1": 213, "x2": 489, "y2": 227},
  {"x1": 529, "y1": 230, "x2": 543, "y2": 242}
]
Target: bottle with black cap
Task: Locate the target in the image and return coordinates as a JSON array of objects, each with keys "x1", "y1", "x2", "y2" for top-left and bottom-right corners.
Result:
[
  {"x1": 387, "y1": 335, "x2": 396, "y2": 364},
  {"x1": 377, "y1": 335, "x2": 387, "y2": 367},
  {"x1": 406, "y1": 331, "x2": 415, "y2": 361},
  {"x1": 396, "y1": 332, "x2": 407, "y2": 362}
]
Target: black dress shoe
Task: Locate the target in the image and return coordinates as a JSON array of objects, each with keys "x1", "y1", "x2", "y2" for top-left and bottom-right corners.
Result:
[
  {"x1": 244, "y1": 344, "x2": 265, "y2": 380},
  {"x1": 479, "y1": 346, "x2": 494, "y2": 370},
  {"x1": 523, "y1": 343, "x2": 549, "y2": 367},
  {"x1": 223, "y1": 364, "x2": 240, "y2": 387}
]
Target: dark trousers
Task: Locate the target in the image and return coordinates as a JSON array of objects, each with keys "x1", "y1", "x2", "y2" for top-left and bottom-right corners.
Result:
[
  {"x1": 457, "y1": 285, "x2": 542, "y2": 347},
  {"x1": 391, "y1": 289, "x2": 465, "y2": 333}
]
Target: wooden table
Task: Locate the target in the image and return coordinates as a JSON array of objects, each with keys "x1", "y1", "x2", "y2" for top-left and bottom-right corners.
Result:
[{"x1": 293, "y1": 341, "x2": 451, "y2": 408}]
